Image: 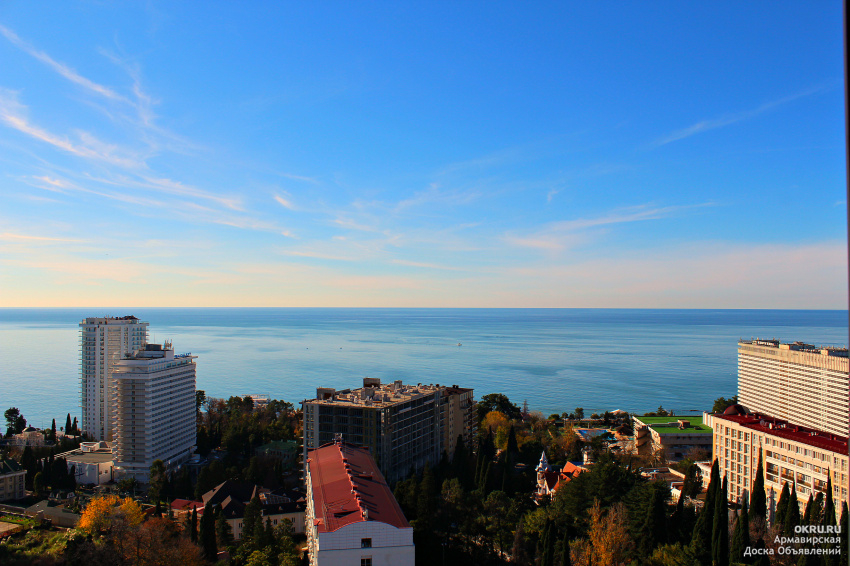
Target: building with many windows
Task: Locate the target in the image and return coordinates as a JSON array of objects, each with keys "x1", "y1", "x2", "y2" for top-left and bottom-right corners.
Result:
[
  {"x1": 111, "y1": 342, "x2": 197, "y2": 482},
  {"x1": 705, "y1": 405, "x2": 848, "y2": 520},
  {"x1": 0, "y1": 458, "x2": 26, "y2": 501},
  {"x1": 80, "y1": 316, "x2": 148, "y2": 441},
  {"x1": 738, "y1": 339, "x2": 848, "y2": 438},
  {"x1": 305, "y1": 440, "x2": 414, "y2": 566},
  {"x1": 302, "y1": 379, "x2": 474, "y2": 484}
]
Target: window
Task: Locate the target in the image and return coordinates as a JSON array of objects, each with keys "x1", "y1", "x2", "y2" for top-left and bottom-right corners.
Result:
[
  {"x1": 361, "y1": 538, "x2": 372, "y2": 548},
  {"x1": 361, "y1": 559, "x2": 372, "y2": 566}
]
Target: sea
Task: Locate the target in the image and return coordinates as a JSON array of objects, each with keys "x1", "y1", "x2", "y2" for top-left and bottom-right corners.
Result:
[{"x1": 0, "y1": 308, "x2": 847, "y2": 429}]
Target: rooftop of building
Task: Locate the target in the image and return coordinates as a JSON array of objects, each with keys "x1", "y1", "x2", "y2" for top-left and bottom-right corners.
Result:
[
  {"x1": 81, "y1": 315, "x2": 145, "y2": 324},
  {"x1": 0, "y1": 458, "x2": 23, "y2": 475},
  {"x1": 305, "y1": 378, "x2": 451, "y2": 408},
  {"x1": 633, "y1": 415, "x2": 712, "y2": 434},
  {"x1": 59, "y1": 442, "x2": 113, "y2": 464},
  {"x1": 739, "y1": 339, "x2": 848, "y2": 357},
  {"x1": 711, "y1": 411, "x2": 848, "y2": 454},
  {"x1": 307, "y1": 441, "x2": 410, "y2": 533}
]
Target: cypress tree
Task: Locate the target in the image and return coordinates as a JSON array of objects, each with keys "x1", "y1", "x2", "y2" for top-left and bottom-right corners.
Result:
[
  {"x1": 639, "y1": 485, "x2": 667, "y2": 558},
  {"x1": 51, "y1": 418, "x2": 56, "y2": 442},
  {"x1": 751, "y1": 538, "x2": 770, "y2": 566},
  {"x1": 65, "y1": 413, "x2": 72, "y2": 435},
  {"x1": 200, "y1": 506, "x2": 218, "y2": 560},
  {"x1": 215, "y1": 510, "x2": 233, "y2": 547},
  {"x1": 691, "y1": 459, "x2": 720, "y2": 563},
  {"x1": 750, "y1": 448, "x2": 767, "y2": 521},
  {"x1": 782, "y1": 483, "x2": 799, "y2": 536},
  {"x1": 560, "y1": 529, "x2": 572, "y2": 566},
  {"x1": 711, "y1": 476, "x2": 729, "y2": 566},
  {"x1": 71, "y1": 416, "x2": 78, "y2": 435},
  {"x1": 802, "y1": 494, "x2": 815, "y2": 525},
  {"x1": 190, "y1": 507, "x2": 198, "y2": 543},
  {"x1": 506, "y1": 424, "x2": 519, "y2": 456},
  {"x1": 821, "y1": 471, "x2": 835, "y2": 526},
  {"x1": 812, "y1": 491, "x2": 824, "y2": 526},
  {"x1": 730, "y1": 499, "x2": 750, "y2": 564},
  {"x1": 775, "y1": 482, "x2": 790, "y2": 528},
  {"x1": 540, "y1": 519, "x2": 555, "y2": 566}
]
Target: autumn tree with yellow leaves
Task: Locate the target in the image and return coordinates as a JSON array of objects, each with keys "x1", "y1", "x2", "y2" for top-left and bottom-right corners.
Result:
[{"x1": 77, "y1": 495, "x2": 145, "y2": 536}]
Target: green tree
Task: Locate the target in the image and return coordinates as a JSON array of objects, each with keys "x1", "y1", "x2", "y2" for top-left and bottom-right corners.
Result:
[
  {"x1": 822, "y1": 471, "x2": 835, "y2": 527},
  {"x1": 711, "y1": 476, "x2": 728, "y2": 566},
  {"x1": 65, "y1": 413, "x2": 72, "y2": 434},
  {"x1": 148, "y1": 459, "x2": 167, "y2": 503},
  {"x1": 775, "y1": 482, "x2": 790, "y2": 528},
  {"x1": 32, "y1": 471, "x2": 44, "y2": 495},
  {"x1": 782, "y1": 483, "x2": 799, "y2": 536},
  {"x1": 710, "y1": 396, "x2": 738, "y2": 413},
  {"x1": 560, "y1": 529, "x2": 572, "y2": 566},
  {"x1": 190, "y1": 507, "x2": 198, "y2": 543},
  {"x1": 574, "y1": 408, "x2": 585, "y2": 421},
  {"x1": 750, "y1": 448, "x2": 766, "y2": 521},
  {"x1": 730, "y1": 499, "x2": 750, "y2": 564},
  {"x1": 243, "y1": 495, "x2": 262, "y2": 544},
  {"x1": 199, "y1": 505, "x2": 218, "y2": 560},
  {"x1": 476, "y1": 393, "x2": 522, "y2": 423},
  {"x1": 637, "y1": 482, "x2": 668, "y2": 558},
  {"x1": 215, "y1": 510, "x2": 232, "y2": 547},
  {"x1": 691, "y1": 459, "x2": 719, "y2": 563},
  {"x1": 506, "y1": 424, "x2": 519, "y2": 456}
]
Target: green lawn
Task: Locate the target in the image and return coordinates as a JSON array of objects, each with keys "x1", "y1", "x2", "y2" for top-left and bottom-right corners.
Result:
[{"x1": 634, "y1": 415, "x2": 712, "y2": 434}]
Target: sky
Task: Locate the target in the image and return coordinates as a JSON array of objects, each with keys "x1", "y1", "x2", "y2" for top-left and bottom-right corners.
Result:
[{"x1": 0, "y1": 2, "x2": 846, "y2": 308}]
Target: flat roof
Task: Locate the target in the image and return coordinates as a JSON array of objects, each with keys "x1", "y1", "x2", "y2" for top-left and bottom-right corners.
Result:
[
  {"x1": 307, "y1": 441, "x2": 409, "y2": 533},
  {"x1": 712, "y1": 412, "x2": 848, "y2": 454},
  {"x1": 63, "y1": 450, "x2": 113, "y2": 464},
  {"x1": 634, "y1": 415, "x2": 712, "y2": 434}
]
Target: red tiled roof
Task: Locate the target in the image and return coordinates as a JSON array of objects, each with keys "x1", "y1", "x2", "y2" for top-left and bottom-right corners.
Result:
[
  {"x1": 171, "y1": 499, "x2": 204, "y2": 511},
  {"x1": 713, "y1": 413, "x2": 848, "y2": 454},
  {"x1": 308, "y1": 442, "x2": 410, "y2": 533}
]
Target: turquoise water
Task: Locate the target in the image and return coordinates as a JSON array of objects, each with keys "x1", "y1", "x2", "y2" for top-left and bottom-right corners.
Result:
[{"x1": 0, "y1": 308, "x2": 846, "y2": 428}]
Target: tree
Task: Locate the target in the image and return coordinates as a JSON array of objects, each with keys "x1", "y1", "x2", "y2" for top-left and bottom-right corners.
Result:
[
  {"x1": 574, "y1": 408, "x2": 585, "y2": 421},
  {"x1": 199, "y1": 505, "x2": 218, "y2": 560},
  {"x1": 585, "y1": 501, "x2": 633, "y2": 565},
  {"x1": 681, "y1": 463, "x2": 701, "y2": 499},
  {"x1": 711, "y1": 476, "x2": 728, "y2": 566},
  {"x1": 78, "y1": 495, "x2": 144, "y2": 536},
  {"x1": 637, "y1": 482, "x2": 668, "y2": 558},
  {"x1": 148, "y1": 459, "x2": 167, "y2": 503},
  {"x1": 775, "y1": 482, "x2": 790, "y2": 528},
  {"x1": 71, "y1": 416, "x2": 78, "y2": 435},
  {"x1": 822, "y1": 471, "x2": 836, "y2": 527},
  {"x1": 32, "y1": 471, "x2": 44, "y2": 495},
  {"x1": 506, "y1": 424, "x2": 519, "y2": 456},
  {"x1": 750, "y1": 448, "x2": 766, "y2": 520},
  {"x1": 711, "y1": 396, "x2": 738, "y2": 414},
  {"x1": 476, "y1": 393, "x2": 522, "y2": 423},
  {"x1": 65, "y1": 413, "x2": 72, "y2": 434},
  {"x1": 216, "y1": 510, "x2": 233, "y2": 547},
  {"x1": 243, "y1": 495, "x2": 263, "y2": 544},
  {"x1": 730, "y1": 499, "x2": 749, "y2": 564},
  {"x1": 782, "y1": 483, "x2": 799, "y2": 535},
  {"x1": 691, "y1": 459, "x2": 719, "y2": 563},
  {"x1": 50, "y1": 418, "x2": 57, "y2": 443},
  {"x1": 190, "y1": 507, "x2": 198, "y2": 543}
]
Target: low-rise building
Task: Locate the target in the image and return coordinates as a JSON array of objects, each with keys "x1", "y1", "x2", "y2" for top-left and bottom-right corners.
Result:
[
  {"x1": 633, "y1": 415, "x2": 713, "y2": 462},
  {"x1": 255, "y1": 440, "x2": 298, "y2": 468},
  {"x1": 56, "y1": 441, "x2": 114, "y2": 485},
  {"x1": 534, "y1": 452, "x2": 584, "y2": 501},
  {"x1": 305, "y1": 440, "x2": 414, "y2": 566},
  {"x1": 8, "y1": 427, "x2": 45, "y2": 447},
  {"x1": 0, "y1": 458, "x2": 26, "y2": 501},
  {"x1": 705, "y1": 405, "x2": 848, "y2": 521},
  {"x1": 201, "y1": 480, "x2": 306, "y2": 540}
]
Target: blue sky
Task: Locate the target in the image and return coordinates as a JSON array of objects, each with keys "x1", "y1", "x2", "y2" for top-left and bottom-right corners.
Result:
[{"x1": 0, "y1": 2, "x2": 845, "y2": 307}]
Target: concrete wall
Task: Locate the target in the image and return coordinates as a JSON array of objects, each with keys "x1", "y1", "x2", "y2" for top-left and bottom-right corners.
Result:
[{"x1": 315, "y1": 521, "x2": 414, "y2": 566}]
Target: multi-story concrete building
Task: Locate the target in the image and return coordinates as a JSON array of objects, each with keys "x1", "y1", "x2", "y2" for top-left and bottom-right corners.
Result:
[
  {"x1": 111, "y1": 342, "x2": 197, "y2": 482},
  {"x1": 80, "y1": 316, "x2": 148, "y2": 440},
  {"x1": 56, "y1": 441, "x2": 115, "y2": 486},
  {"x1": 305, "y1": 440, "x2": 414, "y2": 566},
  {"x1": 302, "y1": 379, "x2": 474, "y2": 484},
  {"x1": 706, "y1": 405, "x2": 848, "y2": 520},
  {"x1": 738, "y1": 339, "x2": 849, "y2": 437}
]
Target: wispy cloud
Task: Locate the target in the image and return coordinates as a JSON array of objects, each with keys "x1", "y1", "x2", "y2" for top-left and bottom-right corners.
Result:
[
  {"x1": 505, "y1": 203, "x2": 713, "y2": 251},
  {"x1": 394, "y1": 183, "x2": 481, "y2": 213},
  {"x1": 546, "y1": 189, "x2": 559, "y2": 203},
  {"x1": 274, "y1": 194, "x2": 296, "y2": 210},
  {"x1": 0, "y1": 90, "x2": 144, "y2": 167},
  {"x1": 0, "y1": 232, "x2": 83, "y2": 243},
  {"x1": 649, "y1": 85, "x2": 830, "y2": 148},
  {"x1": 0, "y1": 24, "x2": 128, "y2": 103}
]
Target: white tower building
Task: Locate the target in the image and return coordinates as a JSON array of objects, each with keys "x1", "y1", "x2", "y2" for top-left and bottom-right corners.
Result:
[
  {"x1": 80, "y1": 316, "x2": 148, "y2": 441},
  {"x1": 111, "y1": 342, "x2": 197, "y2": 482}
]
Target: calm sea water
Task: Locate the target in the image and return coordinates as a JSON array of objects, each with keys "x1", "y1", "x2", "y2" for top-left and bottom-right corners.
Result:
[{"x1": 0, "y1": 308, "x2": 846, "y2": 428}]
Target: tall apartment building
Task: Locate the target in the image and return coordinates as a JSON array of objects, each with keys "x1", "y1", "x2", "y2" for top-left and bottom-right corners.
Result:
[
  {"x1": 111, "y1": 342, "x2": 197, "y2": 482},
  {"x1": 302, "y1": 379, "x2": 474, "y2": 484},
  {"x1": 706, "y1": 406, "x2": 848, "y2": 520},
  {"x1": 80, "y1": 316, "x2": 148, "y2": 440},
  {"x1": 738, "y1": 339, "x2": 849, "y2": 437}
]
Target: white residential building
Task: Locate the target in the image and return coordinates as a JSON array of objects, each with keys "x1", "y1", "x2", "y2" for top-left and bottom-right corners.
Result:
[
  {"x1": 111, "y1": 342, "x2": 197, "y2": 482},
  {"x1": 80, "y1": 316, "x2": 148, "y2": 441},
  {"x1": 305, "y1": 440, "x2": 414, "y2": 566},
  {"x1": 738, "y1": 339, "x2": 848, "y2": 437},
  {"x1": 56, "y1": 441, "x2": 115, "y2": 486}
]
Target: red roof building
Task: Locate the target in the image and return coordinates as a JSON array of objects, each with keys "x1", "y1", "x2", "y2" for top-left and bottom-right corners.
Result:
[{"x1": 305, "y1": 441, "x2": 414, "y2": 566}]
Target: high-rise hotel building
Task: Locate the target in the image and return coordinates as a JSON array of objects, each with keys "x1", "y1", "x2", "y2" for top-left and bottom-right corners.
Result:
[
  {"x1": 111, "y1": 342, "x2": 197, "y2": 482},
  {"x1": 738, "y1": 339, "x2": 848, "y2": 437},
  {"x1": 80, "y1": 316, "x2": 148, "y2": 440},
  {"x1": 302, "y1": 379, "x2": 474, "y2": 484},
  {"x1": 705, "y1": 339, "x2": 849, "y2": 519}
]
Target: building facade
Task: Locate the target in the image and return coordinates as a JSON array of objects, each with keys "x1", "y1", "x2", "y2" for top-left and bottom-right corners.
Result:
[
  {"x1": 111, "y1": 343, "x2": 197, "y2": 482},
  {"x1": 738, "y1": 339, "x2": 849, "y2": 438},
  {"x1": 706, "y1": 406, "x2": 848, "y2": 520},
  {"x1": 80, "y1": 316, "x2": 148, "y2": 441},
  {"x1": 305, "y1": 440, "x2": 414, "y2": 566},
  {"x1": 0, "y1": 458, "x2": 26, "y2": 501},
  {"x1": 632, "y1": 415, "x2": 713, "y2": 462},
  {"x1": 56, "y1": 441, "x2": 115, "y2": 485},
  {"x1": 302, "y1": 379, "x2": 474, "y2": 484}
]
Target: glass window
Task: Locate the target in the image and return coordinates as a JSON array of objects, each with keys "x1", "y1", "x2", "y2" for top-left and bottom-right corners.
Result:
[{"x1": 361, "y1": 538, "x2": 372, "y2": 549}]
